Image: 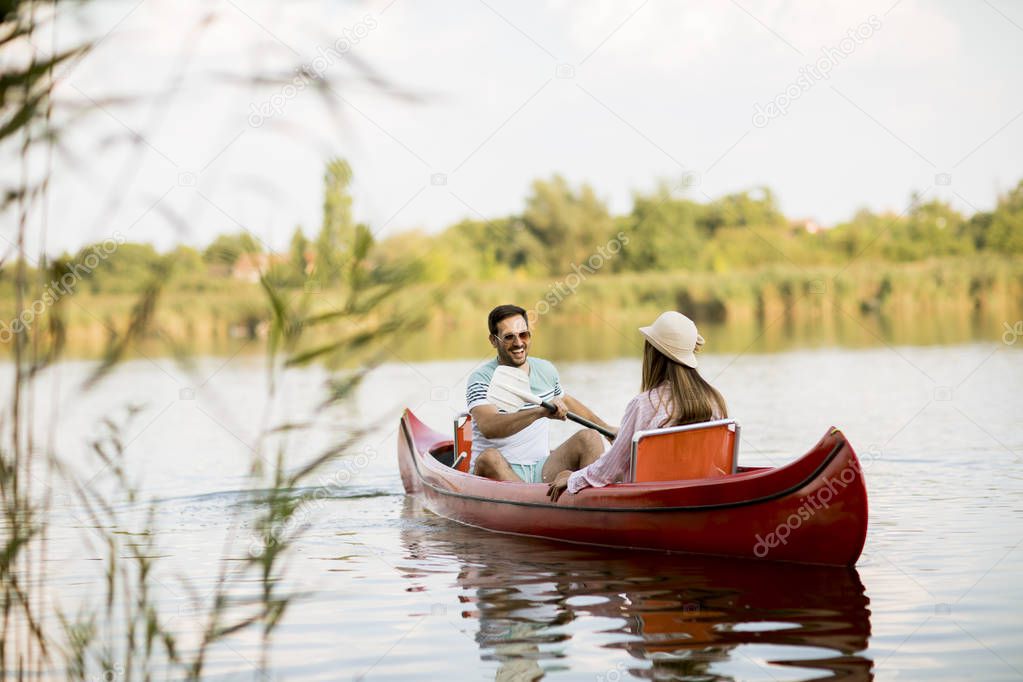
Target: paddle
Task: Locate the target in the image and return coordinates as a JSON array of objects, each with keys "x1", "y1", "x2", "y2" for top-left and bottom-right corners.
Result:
[{"x1": 487, "y1": 365, "x2": 616, "y2": 440}]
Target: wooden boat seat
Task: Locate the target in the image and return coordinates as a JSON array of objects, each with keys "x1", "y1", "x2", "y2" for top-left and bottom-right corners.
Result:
[
  {"x1": 630, "y1": 419, "x2": 739, "y2": 482},
  {"x1": 451, "y1": 413, "x2": 473, "y2": 473}
]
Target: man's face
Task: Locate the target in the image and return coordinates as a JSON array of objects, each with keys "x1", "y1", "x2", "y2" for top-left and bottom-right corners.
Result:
[{"x1": 491, "y1": 314, "x2": 531, "y2": 367}]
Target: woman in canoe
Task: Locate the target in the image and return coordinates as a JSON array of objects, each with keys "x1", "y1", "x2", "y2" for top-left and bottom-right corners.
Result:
[{"x1": 547, "y1": 311, "x2": 727, "y2": 502}]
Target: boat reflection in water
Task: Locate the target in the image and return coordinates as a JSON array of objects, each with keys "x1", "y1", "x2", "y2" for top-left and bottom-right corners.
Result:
[{"x1": 399, "y1": 498, "x2": 872, "y2": 681}]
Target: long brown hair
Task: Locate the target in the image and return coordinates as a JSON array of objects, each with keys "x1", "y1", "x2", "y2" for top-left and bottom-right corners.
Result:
[{"x1": 641, "y1": 341, "x2": 727, "y2": 427}]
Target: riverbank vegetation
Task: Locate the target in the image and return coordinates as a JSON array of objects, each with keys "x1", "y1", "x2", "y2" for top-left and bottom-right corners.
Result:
[
  {"x1": 2, "y1": 161, "x2": 1022, "y2": 355},
  {"x1": 1, "y1": 3, "x2": 417, "y2": 679}
]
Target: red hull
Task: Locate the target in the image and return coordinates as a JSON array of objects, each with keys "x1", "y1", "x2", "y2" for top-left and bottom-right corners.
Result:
[{"x1": 397, "y1": 409, "x2": 868, "y2": 566}]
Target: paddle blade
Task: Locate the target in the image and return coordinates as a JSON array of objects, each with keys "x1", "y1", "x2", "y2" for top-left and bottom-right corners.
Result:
[
  {"x1": 486, "y1": 382, "x2": 524, "y2": 413},
  {"x1": 486, "y1": 365, "x2": 531, "y2": 413}
]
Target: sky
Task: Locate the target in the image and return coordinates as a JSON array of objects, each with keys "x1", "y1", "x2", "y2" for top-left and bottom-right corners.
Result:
[{"x1": 3, "y1": 0, "x2": 1023, "y2": 257}]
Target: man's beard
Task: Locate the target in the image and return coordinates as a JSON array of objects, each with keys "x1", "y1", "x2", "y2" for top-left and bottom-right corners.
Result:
[{"x1": 499, "y1": 345, "x2": 528, "y2": 367}]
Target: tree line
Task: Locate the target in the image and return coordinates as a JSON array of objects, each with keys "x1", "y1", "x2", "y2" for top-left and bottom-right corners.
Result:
[{"x1": 4, "y1": 158, "x2": 1022, "y2": 295}]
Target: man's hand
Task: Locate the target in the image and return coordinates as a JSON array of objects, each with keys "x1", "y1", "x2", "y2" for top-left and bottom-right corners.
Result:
[
  {"x1": 604, "y1": 425, "x2": 619, "y2": 444},
  {"x1": 547, "y1": 469, "x2": 572, "y2": 502},
  {"x1": 546, "y1": 398, "x2": 568, "y2": 421}
]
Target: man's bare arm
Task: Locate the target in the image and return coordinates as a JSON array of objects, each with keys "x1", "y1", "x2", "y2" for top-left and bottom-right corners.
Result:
[{"x1": 470, "y1": 401, "x2": 564, "y2": 439}]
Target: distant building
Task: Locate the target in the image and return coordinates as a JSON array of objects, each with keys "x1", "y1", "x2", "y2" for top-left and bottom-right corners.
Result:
[
  {"x1": 231, "y1": 252, "x2": 285, "y2": 282},
  {"x1": 792, "y1": 218, "x2": 823, "y2": 235}
]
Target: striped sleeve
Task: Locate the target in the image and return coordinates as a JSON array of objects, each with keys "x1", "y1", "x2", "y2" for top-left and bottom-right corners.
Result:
[
  {"x1": 465, "y1": 370, "x2": 491, "y2": 410},
  {"x1": 552, "y1": 370, "x2": 564, "y2": 398},
  {"x1": 536, "y1": 358, "x2": 564, "y2": 398}
]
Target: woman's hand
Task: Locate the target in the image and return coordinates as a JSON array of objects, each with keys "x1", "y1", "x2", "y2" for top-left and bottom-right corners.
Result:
[{"x1": 547, "y1": 470, "x2": 573, "y2": 502}]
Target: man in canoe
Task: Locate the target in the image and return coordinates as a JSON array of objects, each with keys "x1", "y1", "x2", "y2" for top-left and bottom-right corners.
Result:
[{"x1": 466, "y1": 304, "x2": 617, "y2": 483}]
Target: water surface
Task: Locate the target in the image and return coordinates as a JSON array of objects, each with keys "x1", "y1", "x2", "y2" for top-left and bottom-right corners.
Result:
[{"x1": 7, "y1": 341, "x2": 1023, "y2": 680}]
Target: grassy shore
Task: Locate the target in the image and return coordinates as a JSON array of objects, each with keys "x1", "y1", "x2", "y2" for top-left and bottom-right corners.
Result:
[{"x1": 2, "y1": 256, "x2": 1021, "y2": 361}]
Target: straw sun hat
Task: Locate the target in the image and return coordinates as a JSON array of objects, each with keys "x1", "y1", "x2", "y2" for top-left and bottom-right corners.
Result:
[{"x1": 639, "y1": 311, "x2": 704, "y2": 368}]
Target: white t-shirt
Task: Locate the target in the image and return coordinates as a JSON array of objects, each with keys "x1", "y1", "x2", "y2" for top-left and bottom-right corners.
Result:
[{"x1": 465, "y1": 357, "x2": 564, "y2": 467}]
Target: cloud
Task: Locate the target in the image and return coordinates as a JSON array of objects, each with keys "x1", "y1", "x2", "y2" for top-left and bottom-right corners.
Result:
[{"x1": 546, "y1": 0, "x2": 962, "y2": 71}]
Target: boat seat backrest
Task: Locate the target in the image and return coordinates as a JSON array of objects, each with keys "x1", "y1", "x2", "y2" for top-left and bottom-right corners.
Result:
[
  {"x1": 452, "y1": 413, "x2": 473, "y2": 473},
  {"x1": 630, "y1": 419, "x2": 739, "y2": 482}
]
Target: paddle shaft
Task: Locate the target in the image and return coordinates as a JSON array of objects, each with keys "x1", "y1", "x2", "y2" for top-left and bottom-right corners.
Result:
[{"x1": 536, "y1": 399, "x2": 615, "y2": 440}]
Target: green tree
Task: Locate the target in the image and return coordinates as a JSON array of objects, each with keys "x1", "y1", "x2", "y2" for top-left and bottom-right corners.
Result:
[
  {"x1": 203, "y1": 231, "x2": 261, "y2": 265},
  {"x1": 169, "y1": 244, "x2": 205, "y2": 272},
  {"x1": 75, "y1": 242, "x2": 163, "y2": 293},
  {"x1": 699, "y1": 187, "x2": 786, "y2": 234},
  {"x1": 987, "y1": 180, "x2": 1023, "y2": 254},
  {"x1": 315, "y1": 158, "x2": 355, "y2": 284},
  {"x1": 442, "y1": 217, "x2": 525, "y2": 279},
  {"x1": 617, "y1": 185, "x2": 704, "y2": 271},
  {"x1": 288, "y1": 226, "x2": 310, "y2": 281},
  {"x1": 373, "y1": 229, "x2": 445, "y2": 282},
  {"x1": 519, "y1": 175, "x2": 614, "y2": 275},
  {"x1": 824, "y1": 208, "x2": 888, "y2": 260},
  {"x1": 965, "y1": 211, "x2": 993, "y2": 251},
  {"x1": 166, "y1": 245, "x2": 213, "y2": 291},
  {"x1": 883, "y1": 199, "x2": 969, "y2": 261}
]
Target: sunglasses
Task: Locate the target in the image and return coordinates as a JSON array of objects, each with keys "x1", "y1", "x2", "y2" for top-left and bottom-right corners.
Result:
[{"x1": 494, "y1": 330, "x2": 532, "y2": 345}]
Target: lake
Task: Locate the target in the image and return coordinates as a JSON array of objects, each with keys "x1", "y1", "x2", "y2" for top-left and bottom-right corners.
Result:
[{"x1": 6, "y1": 339, "x2": 1023, "y2": 680}]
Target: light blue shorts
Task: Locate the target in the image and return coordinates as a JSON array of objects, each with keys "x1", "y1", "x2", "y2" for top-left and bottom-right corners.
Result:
[{"x1": 510, "y1": 457, "x2": 549, "y2": 483}]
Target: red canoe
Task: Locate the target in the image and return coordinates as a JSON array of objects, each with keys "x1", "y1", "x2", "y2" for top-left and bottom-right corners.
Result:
[{"x1": 397, "y1": 408, "x2": 868, "y2": 566}]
